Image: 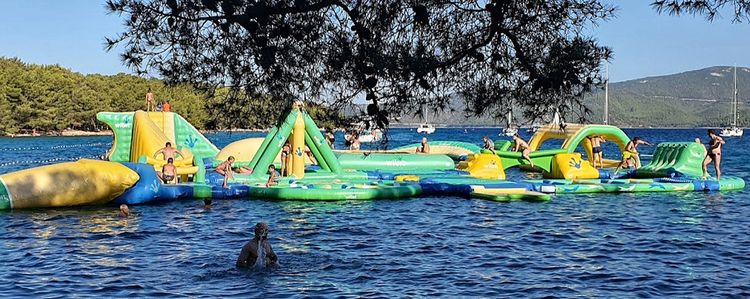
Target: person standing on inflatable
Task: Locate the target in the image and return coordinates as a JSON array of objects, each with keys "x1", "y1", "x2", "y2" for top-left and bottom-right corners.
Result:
[
  {"x1": 588, "y1": 135, "x2": 606, "y2": 169},
  {"x1": 703, "y1": 129, "x2": 725, "y2": 180},
  {"x1": 162, "y1": 100, "x2": 171, "y2": 112},
  {"x1": 145, "y1": 88, "x2": 155, "y2": 111}
]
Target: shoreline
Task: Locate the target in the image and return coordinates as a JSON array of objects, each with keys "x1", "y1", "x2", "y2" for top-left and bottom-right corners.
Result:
[{"x1": 2, "y1": 126, "x2": 734, "y2": 137}]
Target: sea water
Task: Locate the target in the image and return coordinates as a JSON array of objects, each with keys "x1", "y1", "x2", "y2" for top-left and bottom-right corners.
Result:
[{"x1": 0, "y1": 128, "x2": 748, "y2": 297}]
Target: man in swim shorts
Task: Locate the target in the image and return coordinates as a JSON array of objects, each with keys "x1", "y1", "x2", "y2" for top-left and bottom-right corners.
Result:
[
  {"x1": 702, "y1": 129, "x2": 725, "y2": 180},
  {"x1": 615, "y1": 137, "x2": 651, "y2": 173},
  {"x1": 588, "y1": 135, "x2": 606, "y2": 168},
  {"x1": 266, "y1": 165, "x2": 280, "y2": 187},
  {"x1": 483, "y1": 135, "x2": 496, "y2": 154},
  {"x1": 416, "y1": 137, "x2": 430, "y2": 154},
  {"x1": 237, "y1": 222, "x2": 279, "y2": 268},
  {"x1": 512, "y1": 134, "x2": 534, "y2": 168},
  {"x1": 158, "y1": 157, "x2": 177, "y2": 184},
  {"x1": 153, "y1": 142, "x2": 184, "y2": 161}
]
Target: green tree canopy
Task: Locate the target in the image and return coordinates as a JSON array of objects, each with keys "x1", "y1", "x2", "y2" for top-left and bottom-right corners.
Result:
[{"x1": 106, "y1": 0, "x2": 614, "y2": 127}]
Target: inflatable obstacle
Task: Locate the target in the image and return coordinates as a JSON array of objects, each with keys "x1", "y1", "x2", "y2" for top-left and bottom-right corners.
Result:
[
  {"x1": 528, "y1": 176, "x2": 745, "y2": 194},
  {"x1": 392, "y1": 141, "x2": 482, "y2": 160},
  {"x1": 633, "y1": 142, "x2": 706, "y2": 178},
  {"x1": 0, "y1": 159, "x2": 139, "y2": 210}
]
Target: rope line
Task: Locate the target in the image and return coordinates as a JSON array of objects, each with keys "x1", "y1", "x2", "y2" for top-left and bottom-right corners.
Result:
[
  {"x1": 0, "y1": 156, "x2": 101, "y2": 168},
  {"x1": 0, "y1": 142, "x2": 111, "y2": 152}
]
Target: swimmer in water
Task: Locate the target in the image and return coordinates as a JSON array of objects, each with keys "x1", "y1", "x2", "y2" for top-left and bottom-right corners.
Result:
[
  {"x1": 119, "y1": 204, "x2": 130, "y2": 217},
  {"x1": 237, "y1": 222, "x2": 278, "y2": 268},
  {"x1": 203, "y1": 199, "x2": 212, "y2": 209}
]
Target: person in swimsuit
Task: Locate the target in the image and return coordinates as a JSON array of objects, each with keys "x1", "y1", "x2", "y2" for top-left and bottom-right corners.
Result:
[
  {"x1": 588, "y1": 135, "x2": 606, "y2": 168},
  {"x1": 350, "y1": 132, "x2": 361, "y2": 150},
  {"x1": 416, "y1": 137, "x2": 430, "y2": 154},
  {"x1": 153, "y1": 142, "x2": 185, "y2": 161},
  {"x1": 216, "y1": 156, "x2": 237, "y2": 189},
  {"x1": 304, "y1": 146, "x2": 317, "y2": 165},
  {"x1": 326, "y1": 130, "x2": 335, "y2": 149},
  {"x1": 280, "y1": 142, "x2": 291, "y2": 176},
  {"x1": 512, "y1": 134, "x2": 534, "y2": 168},
  {"x1": 162, "y1": 100, "x2": 171, "y2": 112},
  {"x1": 237, "y1": 222, "x2": 278, "y2": 268},
  {"x1": 158, "y1": 157, "x2": 177, "y2": 184},
  {"x1": 145, "y1": 88, "x2": 155, "y2": 111},
  {"x1": 266, "y1": 164, "x2": 280, "y2": 187},
  {"x1": 483, "y1": 135, "x2": 496, "y2": 154},
  {"x1": 615, "y1": 137, "x2": 651, "y2": 173},
  {"x1": 703, "y1": 129, "x2": 725, "y2": 180}
]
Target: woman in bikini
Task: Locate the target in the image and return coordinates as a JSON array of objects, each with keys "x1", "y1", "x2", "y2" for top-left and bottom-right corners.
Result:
[{"x1": 702, "y1": 129, "x2": 725, "y2": 180}]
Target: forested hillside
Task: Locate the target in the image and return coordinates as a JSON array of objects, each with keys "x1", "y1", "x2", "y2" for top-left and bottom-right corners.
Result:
[
  {"x1": 0, "y1": 57, "x2": 344, "y2": 135},
  {"x1": 394, "y1": 66, "x2": 750, "y2": 127}
]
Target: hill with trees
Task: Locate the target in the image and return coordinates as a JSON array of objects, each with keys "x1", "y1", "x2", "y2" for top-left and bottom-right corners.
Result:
[
  {"x1": 392, "y1": 66, "x2": 750, "y2": 128},
  {"x1": 0, "y1": 57, "x2": 345, "y2": 135}
]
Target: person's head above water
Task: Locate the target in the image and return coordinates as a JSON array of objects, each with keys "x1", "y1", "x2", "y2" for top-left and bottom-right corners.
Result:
[
  {"x1": 167, "y1": 157, "x2": 174, "y2": 164},
  {"x1": 254, "y1": 222, "x2": 270, "y2": 240},
  {"x1": 119, "y1": 204, "x2": 130, "y2": 217}
]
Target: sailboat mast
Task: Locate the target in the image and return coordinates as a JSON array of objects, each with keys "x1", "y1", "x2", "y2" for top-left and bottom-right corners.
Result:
[
  {"x1": 604, "y1": 63, "x2": 609, "y2": 125},
  {"x1": 733, "y1": 66, "x2": 738, "y2": 126}
]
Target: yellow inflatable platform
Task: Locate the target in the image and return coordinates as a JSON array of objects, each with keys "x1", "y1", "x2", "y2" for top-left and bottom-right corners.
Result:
[{"x1": 0, "y1": 159, "x2": 139, "y2": 210}]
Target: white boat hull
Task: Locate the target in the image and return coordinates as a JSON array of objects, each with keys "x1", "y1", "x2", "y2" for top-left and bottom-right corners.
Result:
[{"x1": 720, "y1": 127, "x2": 743, "y2": 137}]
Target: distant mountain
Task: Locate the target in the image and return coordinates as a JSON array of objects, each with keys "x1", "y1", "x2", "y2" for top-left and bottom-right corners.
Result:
[{"x1": 388, "y1": 66, "x2": 749, "y2": 127}]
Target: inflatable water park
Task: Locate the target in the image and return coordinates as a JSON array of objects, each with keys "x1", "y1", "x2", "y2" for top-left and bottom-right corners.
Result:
[{"x1": 0, "y1": 102, "x2": 744, "y2": 210}]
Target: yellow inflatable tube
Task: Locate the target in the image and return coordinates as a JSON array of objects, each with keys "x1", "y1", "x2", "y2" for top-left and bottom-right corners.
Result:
[{"x1": 0, "y1": 159, "x2": 140, "y2": 210}]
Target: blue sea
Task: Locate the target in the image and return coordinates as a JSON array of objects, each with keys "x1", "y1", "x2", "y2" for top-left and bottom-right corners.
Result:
[{"x1": 0, "y1": 128, "x2": 748, "y2": 298}]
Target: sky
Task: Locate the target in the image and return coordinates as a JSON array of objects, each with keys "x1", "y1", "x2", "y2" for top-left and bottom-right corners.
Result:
[{"x1": 1, "y1": 1, "x2": 749, "y2": 82}]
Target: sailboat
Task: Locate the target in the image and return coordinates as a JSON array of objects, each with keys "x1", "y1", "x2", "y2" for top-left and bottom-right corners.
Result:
[
  {"x1": 720, "y1": 66, "x2": 743, "y2": 137},
  {"x1": 501, "y1": 111, "x2": 518, "y2": 136},
  {"x1": 416, "y1": 106, "x2": 436, "y2": 134}
]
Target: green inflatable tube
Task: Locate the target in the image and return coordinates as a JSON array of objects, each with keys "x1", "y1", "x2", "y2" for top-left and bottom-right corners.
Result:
[
  {"x1": 249, "y1": 183, "x2": 422, "y2": 201},
  {"x1": 304, "y1": 131, "x2": 331, "y2": 171},
  {"x1": 247, "y1": 126, "x2": 279, "y2": 172},
  {"x1": 302, "y1": 111, "x2": 342, "y2": 174},
  {"x1": 337, "y1": 153, "x2": 455, "y2": 171},
  {"x1": 252, "y1": 110, "x2": 299, "y2": 178}
]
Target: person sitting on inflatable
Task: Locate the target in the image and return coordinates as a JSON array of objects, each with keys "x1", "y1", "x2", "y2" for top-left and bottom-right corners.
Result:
[
  {"x1": 482, "y1": 135, "x2": 495, "y2": 154},
  {"x1": 158, "y1": 157, "x2": 177, "y2": 184},
  {"x1": 153, "y1": 142, "x2": 184, "y2": 161},
  {"x1": 237, "y1": 222, "x2": 278, "y2": 268},
  {"x1": 615, "y1": 137, "x2": 651, "y2": 173},
  {"x1": 512, "y1": 134, "x2": 534, "y2": 168},
  {"x1": 266, "y1": 165, "x2": 280, "y2": 187},
  {"x1": 416, "y1": 137, "x2": 430, "y2": 154},
  {"x1": 216, "y1": 156, "x2": 253, "y2": 189}
]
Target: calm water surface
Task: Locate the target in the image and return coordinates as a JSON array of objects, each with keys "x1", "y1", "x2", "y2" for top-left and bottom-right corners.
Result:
[{"x1": 0, "y1": 128, "x2": 748, "y2": 298}]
